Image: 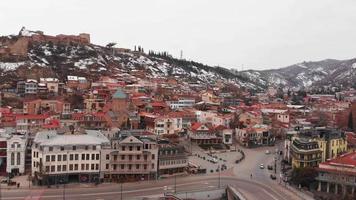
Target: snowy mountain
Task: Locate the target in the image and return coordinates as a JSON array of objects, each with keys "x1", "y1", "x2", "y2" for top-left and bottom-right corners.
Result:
[{"x1": 239, "y1": 59, "x2": 356, "y2": 89}]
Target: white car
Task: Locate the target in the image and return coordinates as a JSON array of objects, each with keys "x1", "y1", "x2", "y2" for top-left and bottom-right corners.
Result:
[
  {"x1": 260, "y1": 164, "x2": 265, "y2": 169},
  {"x1": 265, "y1": 150, "x2": 270, "y2": 154}
]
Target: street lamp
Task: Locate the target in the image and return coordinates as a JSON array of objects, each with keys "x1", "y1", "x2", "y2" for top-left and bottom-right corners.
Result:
[{"x1": 218, "y1": 165, "x2": 221, "y2": 188}]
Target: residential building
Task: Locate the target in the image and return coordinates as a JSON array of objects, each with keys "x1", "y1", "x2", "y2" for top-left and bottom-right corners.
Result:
[
  {"x1": 188, "y1": 123, "x2": 221, "y2": 144},
  {"x1": 167, "y1": 98, "x2": 195, "y2": 110},
  {"x1": 100, "y1": 132, "x2": 158, "y2": 182},
  {"x1": 158, "y1": 141, "x2": 188, "y2": 178},
  {"x1": 31, "y1": 129, "x2": 110, "y2": 185}
]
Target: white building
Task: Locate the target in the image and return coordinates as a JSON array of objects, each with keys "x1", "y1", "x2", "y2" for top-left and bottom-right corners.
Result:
[
  {"x1": 167, "y1": 99, "x2": 195, "y2": 110},
  {"x1": 153, "y1": 116, "x2": 182, "y2": 135},
  {"x1": 6, "y1": 133, "x2": 28, "y2": 175},
  {"x1": 32, "y1": 130, "x2": 110, "y2": 185}
]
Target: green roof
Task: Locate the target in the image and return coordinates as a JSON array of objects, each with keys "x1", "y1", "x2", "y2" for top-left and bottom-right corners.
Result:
[{"x1": 113, "y1": 88, "x2": 127, "y2": 99}]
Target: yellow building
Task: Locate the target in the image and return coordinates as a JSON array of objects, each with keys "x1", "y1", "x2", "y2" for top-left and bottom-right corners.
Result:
[{"x1": 290, "y1": 129, "x2": 347, "y2": 169}]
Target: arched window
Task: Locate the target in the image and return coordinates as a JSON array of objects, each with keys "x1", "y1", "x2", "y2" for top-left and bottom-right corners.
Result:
[
  {"x1": 11, "y1": 153, "x2": 14, "y2": 165},
  {"x1": 17, "y1": 152, "x2": 21, "y2": 165}
]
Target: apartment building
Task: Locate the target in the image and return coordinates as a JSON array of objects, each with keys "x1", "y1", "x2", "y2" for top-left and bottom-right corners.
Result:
[
  {"x1": 158, "y1": 142, "x2": 188, "y2": 178},
  {"x1": 167, "y1": 98, "x2": 195, "y2": 110},
  {"x1": 31, "y1": 129, "x2": 110, "y2": 185},
  {"x1": 100, "y1": 132, "x2": 158, "y2": 182}
]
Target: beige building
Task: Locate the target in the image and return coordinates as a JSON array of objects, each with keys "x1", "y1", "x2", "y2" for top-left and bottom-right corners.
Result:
[{"x1": 100, "y1": 134, "x2": 158, "y2": 182}]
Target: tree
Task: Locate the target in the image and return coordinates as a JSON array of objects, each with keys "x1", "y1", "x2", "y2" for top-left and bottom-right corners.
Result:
[
  {"x1": 290, "y1": 167, "x2": 318, "y2": 189},
  {"x1": 348, "y1": 111, "x2": 354, "y2": 131},
  {"x1": 106, "y1": 42, "x2": 117, "y2": 48}
]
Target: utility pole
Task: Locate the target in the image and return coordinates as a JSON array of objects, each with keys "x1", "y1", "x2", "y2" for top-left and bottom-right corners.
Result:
[
  {"x1": 63, "y1": 182, "x2": 65, "y2": 200},
  {"x1": 174, "y1": 175, "x2": 177, "y2": 193},
  {"x1": 218, "y1": 165, "x2": 221, "y2": 188},
  {"x1": 120, "y1": 182, "x2": 123, "y2": 200}
]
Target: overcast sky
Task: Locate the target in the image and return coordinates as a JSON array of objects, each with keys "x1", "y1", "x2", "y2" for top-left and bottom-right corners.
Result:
[{"x1": 1, "y1": 0, "x2": 356, "y2": 70}]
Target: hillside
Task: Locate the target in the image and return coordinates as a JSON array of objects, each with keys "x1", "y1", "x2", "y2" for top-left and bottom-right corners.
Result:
[{"x1": 0, "y1": 28, "x2": 264, "y2": 91}]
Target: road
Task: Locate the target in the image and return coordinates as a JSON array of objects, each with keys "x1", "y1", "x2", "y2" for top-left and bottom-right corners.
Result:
[{"x1": 0, "y1": 142, "x2": 309, "y2": 200}]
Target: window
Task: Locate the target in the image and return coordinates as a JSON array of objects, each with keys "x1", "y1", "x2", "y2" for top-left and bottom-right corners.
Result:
[
  {"x1": 121, "y1": 164, "x2": 124, "y2": 169},
  {"x1": 75, "y1": 154, "x2": 79, "y2": 160},
  {"x1": 137, "y1": 146, "x2": 140, "y2": 151},
  {"x1": 128, "y1": 164, "x2": 132, "y2": 170},
  {"x1": 63, "y1": 154, "x2": 67, "y2": 161},
  {"x1": 17, "y1": 152, "x2": 21, "y2": 165},
  {"x1": 72, "y1": 146, "x2": 76, "y2": 150},
  {"x1": 69, "y1": 164, "x2": 73, "y2": 171},
  {"x1": 70, "y1": 154, "x2": 74, "y2": 161},
  {"x1": 91, "y1": 164, "x2": 95, "y2": 170},
  {"x1": 106, "y1": 154, "x2": 110, "y2": 160},
  {"x1": 129, "y1": 155, "x2": 132, "y2": 160},
  {"x1": 82, "y1": 154, "x2": 85, "y2": 160},
  {"x1": 95, "y1": 164, "x2": 99, "y2": 170},
  {"x1": 113, "y1": 164, "x2": 117, "y2": 170},
  {"x1": 46, "y1": 155, "x2": 50, "y2": 162},
  {"x1": 144, "y1": 155, "x2": 148, "y2": 161},
  {"x1": 63, "y1": 165, "x2": 67, "y2": 171},
  {"x1": 57, "y1": 165, "x2": 61, "y2": 172},
  {"x1": 96, "y1": 154, "x2": 99, "y2": 160},
  {"x1": 51, "y1": 166, "x2": 55, "y2": 172},
  {"x1": 136, "y1": 155, "x2": 140, "y2": 160},
  {"x1": 152, "y1": 164, "x2": 154, "y2": 169},
  {"x1": 86, "y1": 154, "x2": 89, "y2": 160},
  {"x1": 129, "y1": 146, "x2": 133, "y2": 151},
  {"x1": 106, "y1": 164, "x2": 109, "y2": 169},
  {"x1": 45, "y1": 166, "x2": 50, "y2": 172},
  {"x1": 81, "y1": 164, "x2": 85, "y2": 170},
  {"x1": 152, "y1": 154, "x2": 155, "y2": 160},
  {"x1": 122, "y1": 146, "x2": 126, "y2": 151},
  {"x1": 85, "y1": 146, "x2": 88, "y2": 150},
  {"x1": 58, "y1": 155, "x2": 62, "y2": 161},
  {"x1": 136, "y1": 164, "x2": 139, "y2": 169},
  {"x1": 74, "y1": 164, "x2": 78, "y2": 170},
  {"x1": 93, "y1": 146, "x2": 96, "y2": 150},
  {"x1": 51, "y1": 155, "x2": 55, "y2": 162},
  {"x1": 49, "y1": 147, "x2": 53, "y2": 151},
  {"x1": 91, "y1": 154, "x2": 95, "y2": 160},
  {"x1": 86, "y1": 164, "x2": 89, "y2": 170},
  {"x1": 60, "y1": 146, "x2": 64, "y2": 151},
  {"x1": 11, "y1": 153, "x2": 15, "y2": 165},
  {"x1": 121, "y1": 155, "x2": 125, "y2": 160},
  {"x1": 143, "y1": 164, "x2": 147, "y2": 170}
]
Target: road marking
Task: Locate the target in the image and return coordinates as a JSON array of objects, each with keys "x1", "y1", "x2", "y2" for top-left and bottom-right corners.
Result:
[{"x1": 262, "y1": 188, "x2": 279, "y2": 200}]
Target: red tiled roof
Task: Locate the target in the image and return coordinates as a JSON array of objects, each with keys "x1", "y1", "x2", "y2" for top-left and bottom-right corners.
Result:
[
  {"x1": 16, "y1": 114, "x2": 49, "y2": 120},
  {"x1": 191, "y1": 122, "x2": 203, "y2": 131},
  {"x1": 321, "y1": 152, "x2": 356, "y2": 167},
  {"x1": 151, "y1": 101, "x2": 167, "y2": 108}
]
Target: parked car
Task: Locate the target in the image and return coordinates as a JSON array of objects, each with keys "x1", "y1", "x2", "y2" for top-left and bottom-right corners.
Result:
[
  {"x1": 270, "y1": 174, "x2": 276, "y2": 180},
  {"x1": 260, "y1": 164, "x2": 264, "y2": 169},
  {"x1": 265, "y1": 150, "x2": 270, "y2": 154},
  {"x1": 267, "y1": 165, "x2": 273, "y2": 170}
]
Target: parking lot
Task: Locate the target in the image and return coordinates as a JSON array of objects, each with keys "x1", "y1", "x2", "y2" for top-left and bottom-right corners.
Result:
[{"x1": 188, "y1": 144, "x2": 243, "y2": 174}]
